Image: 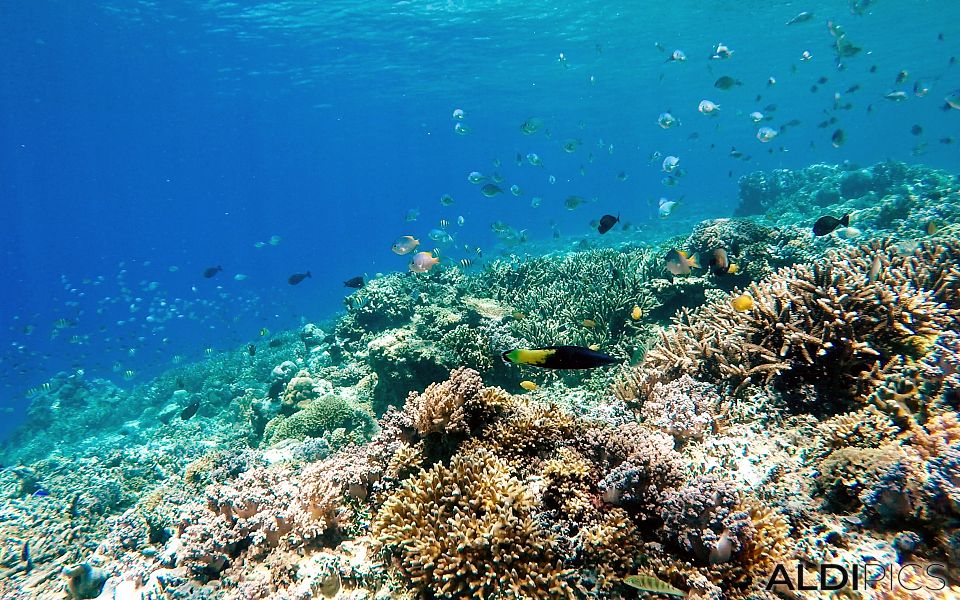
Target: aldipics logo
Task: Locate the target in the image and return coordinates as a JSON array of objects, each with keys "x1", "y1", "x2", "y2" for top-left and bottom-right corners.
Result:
[{"x1": 765, "y1": 562, "x2": 948, "y2": 592}]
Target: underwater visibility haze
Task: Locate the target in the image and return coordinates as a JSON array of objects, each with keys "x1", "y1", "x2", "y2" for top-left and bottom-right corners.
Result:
[{"x1": 1, "y1": 0, "x2": 960, "y2": 598}]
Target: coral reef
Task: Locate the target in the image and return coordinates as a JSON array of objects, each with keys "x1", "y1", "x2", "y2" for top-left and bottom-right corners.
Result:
[{"x1": 5, "y1": 161, "x2": 960, "y2": 599}]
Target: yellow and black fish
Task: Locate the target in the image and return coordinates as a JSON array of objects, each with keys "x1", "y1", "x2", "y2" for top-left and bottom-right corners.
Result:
[{"x1": 501, "y1": 345, "x2": 618, "y2": 370}]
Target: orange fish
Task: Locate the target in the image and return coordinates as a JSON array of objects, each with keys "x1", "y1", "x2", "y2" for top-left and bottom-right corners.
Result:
[
  {"x1": 392, "y1": 235, "x2": 420, "y2": 255},
  {"x1": 665, "y1": 249, "x2": 700, "y2": 276},
  {"x1": 409, "y1": 251, "x2": 440, "y2": 273}
]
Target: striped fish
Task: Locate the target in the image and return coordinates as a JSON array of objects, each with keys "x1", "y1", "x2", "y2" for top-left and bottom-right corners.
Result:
[{"x1": 623, "y1": 574, "x2": 685, "y2": 597}]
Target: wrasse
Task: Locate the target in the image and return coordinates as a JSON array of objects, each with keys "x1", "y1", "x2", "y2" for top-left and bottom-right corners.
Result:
[{"x1": 501, "y1": 345, "x2": 619, "y2": 370}]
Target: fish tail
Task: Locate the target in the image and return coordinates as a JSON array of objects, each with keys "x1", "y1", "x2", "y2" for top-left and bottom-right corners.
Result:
[
  {"x1": 306, "y1": 271, "x2": 312, "y2": 278},
  {"x1": 840, "y1": 214, "x2": 850, "y2": 227},
  {"x1": 689, "y1": 254, "x2": 701, "y2": 268}
]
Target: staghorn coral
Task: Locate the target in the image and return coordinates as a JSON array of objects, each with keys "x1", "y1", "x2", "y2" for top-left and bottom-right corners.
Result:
[
  {"x1": 479, "y1": 247, "x2": 659, "y2": 359},
  {"x1": 636, "y1": 239, "x2": 960, "y2": 408},
  {"x1": 373, "y1": 447, "x2": 576, "y2": 599}
]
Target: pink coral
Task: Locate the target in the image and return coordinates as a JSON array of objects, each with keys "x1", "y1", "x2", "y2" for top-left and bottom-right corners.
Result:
[{"x1": 640, "y1": 374, "x2": 720, "y2": 441}]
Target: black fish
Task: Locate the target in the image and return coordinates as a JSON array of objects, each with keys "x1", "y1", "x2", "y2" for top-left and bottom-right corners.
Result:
[
  {"x1": 343, "y1": 276, "x2": 364, "y2": 288},
  {"x1": 268, "y1": 379, "x2": 285, "y2": 399},
  {"x1": 288, "y1": 271, "x2": 311, "y2": 285},
  {"x1": 709, "y1": 248, "x2": 732, "y2": 275},
  {"x1": 813, "y1": 214, "x2": 850, "y2": 236},
  {"x1": 832, "y1": 129, "x2": 846, "y2": 147},
  {"x1": 180, "y1": 400, "x2": 200, "y2": 420},
  {"x1": 501, "y1": 346, "x2": 619, "y2": 370},
  {"x1": 247, "y1": 344, "x2": 256, "y2": 356},
  {"x1": 910, "y1": 124, "x2": 923, "y2": 136},
  {"x1": 714, "y1": 76, "x2": 741, "y2": 90},
  {"x1": 268, "y1": 338, "x2": 283, "y2": 348},
  {"x1": 597, "y1": 214, "x2": 620, "y2": 234},
  {"x1": 203, "y1": 266, "x2": 222, "y2": 278}
]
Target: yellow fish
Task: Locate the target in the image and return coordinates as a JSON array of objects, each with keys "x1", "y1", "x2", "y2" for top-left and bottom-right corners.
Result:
[
  {"x1": 630, "y1": 305, "x2": 642, "y2": 320},
  {"x1": 259, "y1": 327, "x2": 270, "y2": 337},
  {"x1": 623, "y1": 574, "x2": 685, "y2": 597},
  {"x1": 588, "y1": 344, "x2": 600, "y2": 351},
  {"x1": 519, "y1": 380, "x2": 538, "y2": 391},
  {"x1": 582, "y1": 319, "x2": 596, "y2": 329},
  {"x1": 731, "y1": 294, "x2": 755, "y2": 312}
]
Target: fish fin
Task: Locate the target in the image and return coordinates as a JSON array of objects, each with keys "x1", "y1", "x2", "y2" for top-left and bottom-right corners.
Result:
[
  {"x1": 307, "y1": 271, "x2": 312, "y2": 278},
  {"x1": 840, "y1": 214, "x2": 850, "y2": 227}
]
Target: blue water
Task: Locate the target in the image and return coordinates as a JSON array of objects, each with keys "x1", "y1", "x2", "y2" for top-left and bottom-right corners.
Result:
[{"x1": 1, "y1": 0, "x2": 958, "y2": 440}]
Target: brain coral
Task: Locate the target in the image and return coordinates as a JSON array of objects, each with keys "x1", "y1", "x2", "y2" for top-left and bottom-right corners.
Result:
[{"x1": 373, "y1": 447, "x2": 576, "y2": 599}]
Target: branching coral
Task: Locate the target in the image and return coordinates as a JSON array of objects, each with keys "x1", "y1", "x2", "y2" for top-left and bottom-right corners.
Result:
[
  {"x1": 597, "y1": 426, "x2": 686, "y2": 525},
  {"x1": 659, "y1": 475, "x2": 754, "y2": 566},
  {"x1": 640, "y1": 374, "x2": 720, "y2": 441},
  {"x1": 373, "y1": 448, "x2": 577, "y2": 599},
  {"x1": 479, "y1": 247, "x2": 659, "y2": 355},
  {"x1": 579, "y1": 508, "x2": 648, "y2": 590},
  {"x1": 813, "y1": 405, "x2": 900, "y2": 458},
  {"x1": 473, "y1": 393, "x2": 580, "y2": 473},
  {"x1": 402, "y1": 366, "x2": 483, "y2": 437},
  {"x1": 634, "y1": 239, "x2": 960, "y2": 407}
]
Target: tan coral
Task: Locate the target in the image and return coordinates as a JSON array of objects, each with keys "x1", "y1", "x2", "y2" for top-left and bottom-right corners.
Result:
[
  {"x1": 907, "y1": 411, "x2": 960, "y2": 461},
  {"x1": 715, "y1": 500, "x2": 794, "y2": 597},
  {"x1": 281, "y1": 369, "x2": 324, "y2": 412},
  {"x1": 462, "y1": 296, "x2": 513, "y2": 321},
  {"x1": 373, "y1": 447, "x2": 576, "y2": 599},
  {"x1": 541, "y1": 447, "x2": 594, "y2": 521},
  {"x1": 475, "y1": 394, "x2": 580, "y2": 473},
  {"x1": 628, "y1": 239, "x2": 959, "y2": 399},
  {"x1": 402, "y1": 366, "x2": 483, "y2": 436},
  {"x1": 580, "y1": 508, "x2": 648, "y2": 590},
  {"x1": 814, "y1": 405, "x2": 900, "y2": 458}
]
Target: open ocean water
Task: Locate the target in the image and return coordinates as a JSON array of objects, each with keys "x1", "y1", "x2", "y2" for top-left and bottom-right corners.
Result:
[{"x1": 1, "y1": 1, "x2": 960, "y2": 598}]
